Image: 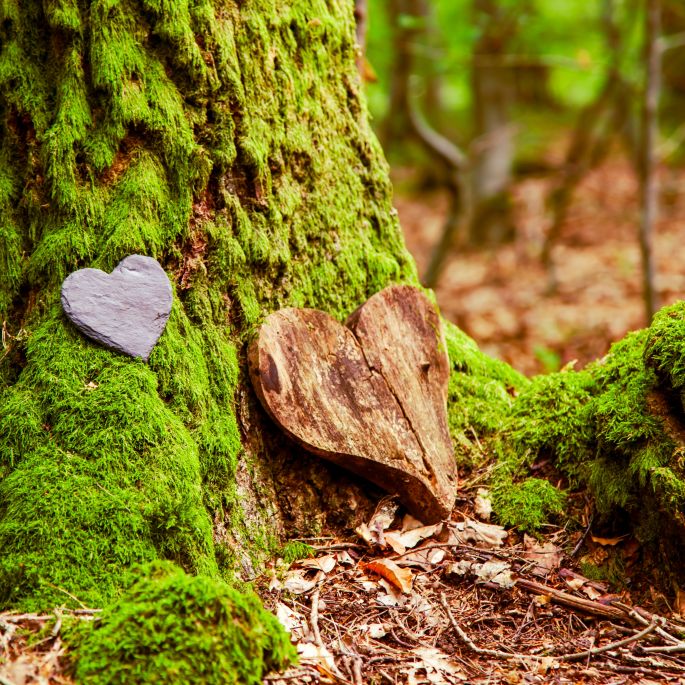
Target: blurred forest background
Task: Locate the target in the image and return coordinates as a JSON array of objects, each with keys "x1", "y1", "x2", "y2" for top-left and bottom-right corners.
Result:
[{"x1": 360, "y1": 0, "x2": 685, "y2": 375}]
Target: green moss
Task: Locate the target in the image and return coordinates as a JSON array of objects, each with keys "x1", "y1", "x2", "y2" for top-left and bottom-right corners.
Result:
[
  {"x1": 70, "y1": 562, "x2": 295, "y2": 685},
  {"x1": 443, "y1": 322, "x2": 526, "y2": 467},
  {"x1": 644, "y1": 301, "x2": 685, "y2": 409},
  {"x1": 0, "y1": 0, "x2": 419, "y2": 612},
  {"x1": 507, "y1": 370, "x2": 595, "y2": 481},
  {"x1": 493, "y1": 477, "x2": 566, "y2": 533}
]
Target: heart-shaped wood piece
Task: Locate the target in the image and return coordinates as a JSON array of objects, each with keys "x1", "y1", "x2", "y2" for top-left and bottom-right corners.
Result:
[
  {"x1": 61, "y1": 255, "x2": 172, "y2": 361},
  {"x1": 248, "y1": 285, "x2": 457, "y2": 523}
]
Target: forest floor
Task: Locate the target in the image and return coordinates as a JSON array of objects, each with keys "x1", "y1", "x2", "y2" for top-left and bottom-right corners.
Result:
[
  {"x1": 397, "y1": 157, "x2": 685, "y2": 376},
  {"x1": 264, "y1": 485, "x2": 685, "y2": 685}
]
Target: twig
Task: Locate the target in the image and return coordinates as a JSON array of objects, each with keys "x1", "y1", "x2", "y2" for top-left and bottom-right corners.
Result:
[
  {"x1": 442, "y1": 592, "x2": 660, "y2": 665},
  {"x1": 352, "y1": 658, "x2": 363, "y2": 685},
  {"x1": 310, "y1": 589, "x2": 323, "y2": 648},
  {"x1": 440, "y1": 593, "x2": 529, "y2": 660},
  {"x1": 556, "y1": 621, "x2": 658, "y2": 662},
  {"x1": 571, "y1": 515, "x2": 594, "y2": 557},
  {"x1": 514, "y1": 578, "x2": 626, "y2": 621}
]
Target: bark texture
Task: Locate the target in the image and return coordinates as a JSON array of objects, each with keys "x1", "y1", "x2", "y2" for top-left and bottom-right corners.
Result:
[{"x1": 248, "y1": 285, "x2": 456, "y2": 523}]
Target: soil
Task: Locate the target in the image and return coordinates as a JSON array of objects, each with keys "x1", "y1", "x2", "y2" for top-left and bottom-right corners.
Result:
[{"x1": 396, "y1": 158, "x2": 685, "y2": 376}]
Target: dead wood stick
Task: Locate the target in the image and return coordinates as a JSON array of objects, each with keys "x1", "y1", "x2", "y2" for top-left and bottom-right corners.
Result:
[
  {"x1": 515, "y1": 578, "x2": 627, "y2": 621},
  {"x1": 641, "y1": 643, "x2": 685, "y2": 654},
  {"x1": 556, "y1": 621, "x2": 658, "y2": 662},
  {"x1": 310, "y1": 589, "x2": 323, "y2": 648},
  {"x1": 613, "y1": 602, "x2": 685, "y2": 643},
  {"x1": 441, "y1": 593, "x2": 659, "y2": 664}
]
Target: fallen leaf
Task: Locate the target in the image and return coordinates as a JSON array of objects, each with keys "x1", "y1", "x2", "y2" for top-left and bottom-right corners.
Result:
[
  {"x1": 410, "y1": 647, "x2": 467, "y2": 683},
  {"x1": 402, "y1": 513, "x2": 427, "y2": 532},
  {"x1": 336, "y1": 550, "x2": 355, "y2": 566},
  {"x1": 474, "y1": 488, "x2": 492, "y2": 521},
  {"x1": 677, "y1": 588, "x2": 685, "y2": 616},
  {"x1": 300, "y1": 555, "x2": 336, "y2": 574},
  {"x1": 275, "y1": 602, "x2": 307, "y2": 639},
  {"x1": 360, "y1": 623, "x2": 389, "y2": 638},
  {"x1": 397, "y1": 547, "x2": 446, "y2": 569},
  {"x1": 384, "y1": 531, "x2": 408, "y2": 554},
  {"x1": 362, "y1": 559, "x2": 413, "y2": 594},
  {"x1": 591, "y1": 534, "x2": 627, "y2": 546},
  {"x1": 284, "y1": 571, "x2": 318, "y2": 594},
  {"x1": 297, "y1": 642, "x2": 340, "y2": 677},
  {"x1": 474, "y1": 560, "x2": 515, "y2": 588},
  {"x1": 445, "y1": 560, "x2": 474, "y2": 577},
  {"x1": 448, "y1": 520, "x2": 507, "y2": 548},
  {"x1": 523, "y1": 535, "x2": 563, "y2": 574},
  {"x1": 357, "y1": 496, "x2": 399, "y2": 547}
]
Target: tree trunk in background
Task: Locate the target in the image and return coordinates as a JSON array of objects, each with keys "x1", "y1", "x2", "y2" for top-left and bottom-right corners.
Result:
[
  {"x1": 5, "y1": 0, "x2": 685, "y2": 677},
  {"x1": 384, "y1": 0, "x2": 415, "y2": 148},
  {"x1": 468, "y1": 0, "x2": 516, "y2": 245},
  {"x1": 638, "y1": 0, "x2": 661, "y2": 322}
]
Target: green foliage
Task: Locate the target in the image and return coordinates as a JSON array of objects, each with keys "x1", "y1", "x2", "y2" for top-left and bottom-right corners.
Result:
[
  {"x1": 507, "y1": 370, "x2": 594, "y2": 481},
  {"x1": 279, "y1": 541, "x2": 315, "y2": 564},
  {"x1": 0, "y1": 308, "x2": 217, "y2": 610},
  {"x1": 443, "y1": 321, "x2": 526, "y2": 467},
  {"x1": 70, "y1": 562, "x2": 296, "y2": 685}
]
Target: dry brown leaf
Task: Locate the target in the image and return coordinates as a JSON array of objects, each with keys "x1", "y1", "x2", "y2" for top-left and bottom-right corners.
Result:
[
  {"x1": 474, "y1": 488, "x2": 492, "y2": 521},
  {"x1": 402, "y1": 513, "x2": 427, "y2": 531},
  {"x1": 356, "y1": 496, "x2": 399, "y2": 547},
  {"x1": 283, "y1": 571, "x2": 319, "y2": 594},
  {"x1": 384, "y1": 531, "x2": 407, "y2": 554},
  {"x1": 362, "y1": 559, "x2": 414, "y2": 594},
  {"x1": 591, "y1": 534, "x2": 627, "y2": 546},
  {"x1": 386, "y1": 524, "x2": 442, "y2": 554},
  {"x1": 677, "y1": 588, "x2": 685, "y2": 616},
  {"x1": 300, "y1": 554, "x2": 336, "y2": 574},
  {"x1": 523, "y1": 535, "x2": 563, "y2": 574},
  {"x1": 398, "y1": 547, "x2": 446, "y2": 568},
  {"x1": 410, "y1": 647, "x2": 467, "y2": 683},
  {"x1": 275, "y1": 602, "x2": 307, "y2": 640},
  {"x1": 336, "y1": 550, "x2": 355, "y2": 566},
  {"x1": 474, "y1": 560, "x2": 515, "y2": 588},
  {"x1": 448, "y1": 520, "x2": 507, "y2": 548}
]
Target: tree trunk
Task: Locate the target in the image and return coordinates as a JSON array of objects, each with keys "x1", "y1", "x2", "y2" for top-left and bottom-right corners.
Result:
[
  {"x1": 468, "y1": 0, "x2": 516, "y2": 245},
  {"x1": 3, "y1": 0, "x2": 685, "y2": 679}
]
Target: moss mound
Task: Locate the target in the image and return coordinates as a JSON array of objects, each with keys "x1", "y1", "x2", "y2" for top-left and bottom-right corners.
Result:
[
  {"x1": 485, "y1": 304, "x2": 685, "y2": 566},
  {"x1": 70, "y1": 562, "x2": 295, "y2": 685}
]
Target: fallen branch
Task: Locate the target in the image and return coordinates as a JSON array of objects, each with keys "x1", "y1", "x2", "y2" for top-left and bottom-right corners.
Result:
[{"x1": 514, "y1": 578, "x2": 627, "y2": 621}]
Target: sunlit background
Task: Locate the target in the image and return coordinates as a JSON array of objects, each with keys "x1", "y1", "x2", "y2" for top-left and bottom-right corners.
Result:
[{"x1": 361, "y1": 0, "x2": 685, "y2": 375}]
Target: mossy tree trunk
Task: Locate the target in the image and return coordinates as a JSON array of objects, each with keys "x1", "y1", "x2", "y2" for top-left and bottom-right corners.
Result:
[{"x1": 3, "y1": 0, "x2": 685, "y2": 658}]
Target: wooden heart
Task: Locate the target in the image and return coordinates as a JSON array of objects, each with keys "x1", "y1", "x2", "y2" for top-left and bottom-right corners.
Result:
[
  {"x1": 61, "y1": 255, "x2": 172, "y2": 361},
  {"x1": 248, "y1": 285, "x2": 457, "y2": 523}
]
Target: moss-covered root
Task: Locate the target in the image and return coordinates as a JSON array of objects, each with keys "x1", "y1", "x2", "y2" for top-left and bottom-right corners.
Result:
[
  {"x1": 490, "y1": 303, "x2": 685, "y2": 565},
  {"x1": 70, "y1": 562, "x2": 295, "y2": 685}
]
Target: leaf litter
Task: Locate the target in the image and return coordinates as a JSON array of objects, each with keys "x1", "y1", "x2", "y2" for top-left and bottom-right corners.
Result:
[{"x1": 261, "y1": 489, "x2": 685, "y2": 685}]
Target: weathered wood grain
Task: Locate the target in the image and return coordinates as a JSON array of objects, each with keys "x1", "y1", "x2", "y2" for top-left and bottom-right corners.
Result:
[{"x1": 248, "y1": 285, "x2": 457, "y2": 523}]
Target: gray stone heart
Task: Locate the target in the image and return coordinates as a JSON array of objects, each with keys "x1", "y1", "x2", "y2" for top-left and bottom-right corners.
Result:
[{"x1": 61, "y1": 255, "x2": 172, "y2": 360}]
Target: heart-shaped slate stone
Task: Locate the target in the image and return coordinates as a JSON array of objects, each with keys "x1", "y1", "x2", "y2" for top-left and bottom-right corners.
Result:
[
  {"x1": 248, "y1": 285, "x2": 457, "y2": 523},
  {"x1": 61, "y1": 255, "x2": 172, "y2": 361}
]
